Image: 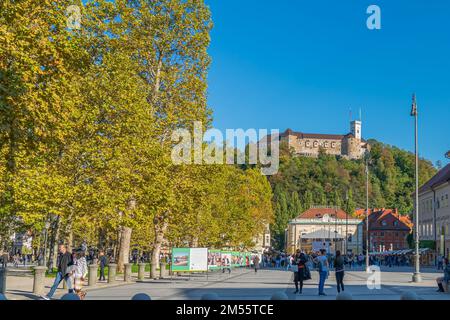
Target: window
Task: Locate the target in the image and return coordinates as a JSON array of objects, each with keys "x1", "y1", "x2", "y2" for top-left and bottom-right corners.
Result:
[{"x1": 381, "y1": 220, "x2": 387, "y2": 226}]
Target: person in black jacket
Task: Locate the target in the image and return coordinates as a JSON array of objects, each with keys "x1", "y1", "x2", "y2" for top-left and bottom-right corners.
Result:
[
  {"x1": 334, "y1": 250, "x2": 345, "y2": 293},
  {"x1": 98, "y1": 251, "x2": 108, "y2": 281},
  {"x1": 293, "y1": 250, "x2": 308, "y2": 294},
  {"x1": 42, "y1": 244, "x2": 74, "y2": 300}
]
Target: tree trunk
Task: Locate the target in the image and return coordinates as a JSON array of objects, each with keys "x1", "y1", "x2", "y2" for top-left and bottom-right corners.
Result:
[
  {"x1": 116, "y1": 198, "x2": 136, "y2": 273},
  {"x1": 47, "y1": 216, "x2": 60, "y2": 271},
  {"x1": 117, "y1": 226, "x2": 132, "y2": 273},
  {"x1": 66, "y1": 229, "x2": 73, "y2": 252},
  {"x1": 151, "y1": 218, "x2": 168, "y2": 278}
]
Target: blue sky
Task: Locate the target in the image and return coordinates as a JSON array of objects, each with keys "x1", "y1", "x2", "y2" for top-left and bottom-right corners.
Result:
[{"x1": 205, "y1": 0, "x2": 450, "y2": 165}]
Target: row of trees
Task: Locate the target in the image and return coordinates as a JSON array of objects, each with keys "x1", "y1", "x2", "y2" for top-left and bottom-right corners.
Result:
[
  {"x1": 268, "y1": 141, "x2": 437, "y2": 248},
  {"x1": 0, "y1": 0, "x2": 273, "y2": 274}
]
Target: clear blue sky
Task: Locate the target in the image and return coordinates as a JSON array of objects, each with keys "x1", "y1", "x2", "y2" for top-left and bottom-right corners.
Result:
[{"x1": 205, "y1": 0, "x2": 450, "y2": 165}]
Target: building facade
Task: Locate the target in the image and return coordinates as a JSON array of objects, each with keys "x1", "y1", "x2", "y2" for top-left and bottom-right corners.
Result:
[
  {"x1": 253, "y1": 224, "x2": 271, "y2": 254},
  {"x1": 417, "y1": 163, "x2": 450, "y2": 259},
  {"x1": 359, "y1": 209, "x2": 412, "y2": 253},
  {"x1": 279, "y1": 120, "x2": 370, "y2": 159},
  {"x1": 286, "y1": 207, "x2": 363, "y2": 255}
]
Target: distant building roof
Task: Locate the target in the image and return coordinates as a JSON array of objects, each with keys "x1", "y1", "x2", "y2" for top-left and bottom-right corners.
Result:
[
  {"x1": 362, "y1": 209, "x2": 412, "y2": 231},
  {"x1": 418, "y1": 163, "x2": 450, "y2": 194},
  {"x1": 297, "y1": 207, "x2": 354, "y2": 220}
]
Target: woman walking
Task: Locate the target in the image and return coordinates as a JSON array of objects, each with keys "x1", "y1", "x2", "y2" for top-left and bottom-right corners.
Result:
[
  {"x1": 72, "y1": 249, "x2": 88, "y2": 299},
  {"x1": 293, "y1": 250, "x2": 308, "y2": 294},
  {"x1": 253, "y1": 255, "x2": 260, "y2": 273},
  {"x1": 334, "y1": 250, "x2": 345, "y2": 293}
]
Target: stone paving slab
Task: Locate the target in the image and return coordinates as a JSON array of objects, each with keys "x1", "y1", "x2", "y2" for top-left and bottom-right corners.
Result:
[{"x1": 4, "y1": 266, "x2": 450, "y2": 300}]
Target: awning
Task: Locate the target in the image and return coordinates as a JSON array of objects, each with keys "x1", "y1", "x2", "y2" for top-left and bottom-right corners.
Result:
[{"x1": 301, "y1": 229, "x2": 345, "y2": 240}]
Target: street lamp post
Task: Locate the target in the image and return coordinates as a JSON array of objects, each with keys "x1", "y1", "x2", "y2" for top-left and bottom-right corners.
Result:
[
  {"x1": 411, "y1": 94, "x2": 422, "y2": 283},
  {"x1": 345, "y1": 191, "x2": 349, "y2": 254},
  {"x1": 365, "y1": 159, "x2": 370, "y2": 269}
]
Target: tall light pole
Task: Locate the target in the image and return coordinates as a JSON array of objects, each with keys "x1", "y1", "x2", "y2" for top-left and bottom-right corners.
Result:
[
  {"x1": 411, "y1": 94, "x2": 422, "y2": 282},
  {"x1": 345, "y1": 190, "x2": 349, "y2": 254},
  {"x1": 365, "y1": 159, "x2": 370, "y2": 269}
]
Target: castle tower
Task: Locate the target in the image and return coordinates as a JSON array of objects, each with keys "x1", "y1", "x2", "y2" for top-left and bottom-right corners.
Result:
[{"x1": 350, "y1": 120, "x2": 362, "y2": 140}]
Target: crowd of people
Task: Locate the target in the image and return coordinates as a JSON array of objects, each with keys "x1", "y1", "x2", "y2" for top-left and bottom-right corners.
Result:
[
  {"x1": 261, "y1": 250, "x2": 450, "y2": 296},
  {"x1": 262, "y1": 252, "x2": 366, "y2": 271}
]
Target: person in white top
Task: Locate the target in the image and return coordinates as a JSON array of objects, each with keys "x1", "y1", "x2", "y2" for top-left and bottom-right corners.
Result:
[{"x1": 72, "y1": 250, "x2": 88, "y2": 299}]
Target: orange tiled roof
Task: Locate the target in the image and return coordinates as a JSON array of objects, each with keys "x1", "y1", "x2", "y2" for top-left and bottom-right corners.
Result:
[
  {"x1": 297, "y1": 208, "x2": 354, "y2": 220},
  {"x1": 363, "y1": 209, "x2": 412, "y2": 231}
]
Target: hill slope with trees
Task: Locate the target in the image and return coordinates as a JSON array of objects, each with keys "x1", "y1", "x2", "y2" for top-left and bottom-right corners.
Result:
[{"x1": 267, "y1": 139, "x2": 437, "y2": 249}]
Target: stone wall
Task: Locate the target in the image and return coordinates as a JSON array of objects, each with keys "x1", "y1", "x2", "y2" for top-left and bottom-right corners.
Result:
[{"x1": 283, "y1": 136, "x2": 343, "y2": 157}]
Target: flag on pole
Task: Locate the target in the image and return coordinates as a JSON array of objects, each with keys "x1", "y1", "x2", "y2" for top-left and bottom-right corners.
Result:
[{"x1": 410, "y1": 93, "x2": 418, "y2": 116}]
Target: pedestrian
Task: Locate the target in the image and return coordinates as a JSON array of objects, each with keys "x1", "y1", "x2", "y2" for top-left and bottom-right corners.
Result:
[
  {"x1": 41, "y1": 244, "x2": 74, "y2": 300},
  {"x1": 275, "y1": 255, "x2": 281, "y2": 269},
  {"x1": 98, "y1": 250, "x2": 108, "y2": 281},
  {"x1": 293, "y1": 250, "x2": 308, "y2": 294},
  {"x1": 314, "y1": 249, "x2": 329, "y2": 296},
  {"x1": 253, "y1": 255, "x2": 260, "y2": 273},
  {"x1": 438, "y1": 255, "x2": 443, "y2": 270},
  {"x1": 334, "y1": 250, "x2": 345, "y2": 293},
  {"x1": 222, "y1": 256, "x2": 231, "y2": 274},
  {"x1": 436, "y1": 258, "x2": 450, "y2": 293},
  {"x1": 72, "y1": 249, "x2": 88, "y2": 299}
]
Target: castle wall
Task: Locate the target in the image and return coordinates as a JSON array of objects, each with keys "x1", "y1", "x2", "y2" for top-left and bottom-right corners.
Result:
[
  {"x1": 283, "y1": 136, "x2": 343, "y2": 157},
  {"x1": 283, "y1": 134, "x2": 367, "y2": 159}
]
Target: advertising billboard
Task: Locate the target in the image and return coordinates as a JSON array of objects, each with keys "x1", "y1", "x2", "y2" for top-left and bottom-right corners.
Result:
[{"x1": 171, "y1": 248, "x2": 208, "y2": 272}]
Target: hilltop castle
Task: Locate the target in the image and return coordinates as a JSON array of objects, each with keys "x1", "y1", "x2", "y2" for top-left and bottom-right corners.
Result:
[{"x1": 279, "y1": 120, "x2": 370, "y2": 159}]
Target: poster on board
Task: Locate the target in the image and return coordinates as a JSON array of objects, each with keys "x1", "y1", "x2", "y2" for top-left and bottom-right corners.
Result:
[
  {"x1": 220, "y1": 252, "x2": 232, "y2": 269},
  {"x1": 208, "y1": 250, "x2": 222, "y2": 270},
  {"x1": 171, "y1": 248, "x2": 208, "y2": 272},
  {"x1": 189, "y1": 248, "x2": 208, "y2": 271},
  {"x1": 172, "y1": 248, "x2": 190, "y2": 272}
]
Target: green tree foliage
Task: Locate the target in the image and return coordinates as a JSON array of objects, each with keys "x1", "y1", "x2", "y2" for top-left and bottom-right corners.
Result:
[{"x1": 0, "y1": 0, "x2": 274, "y2": 266}]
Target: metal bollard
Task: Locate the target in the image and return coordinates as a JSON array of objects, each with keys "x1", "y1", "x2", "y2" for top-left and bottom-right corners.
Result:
[
  {"x1": 137, "y1": 263, "x2": 146, "y2": 282},
  {"x1": 159, "y1": 262, "x2": 167, "y2": 279},
  {"x1": 33, "y1": 266, "x2": 47, "y2": 295},
  {"x1": 124, "y1": 263, "x2": 132, "y2": 282},
  {"x1": 108, "y1": 264, "x2": 117, "y2": 284},
  {"x1": 88, "y1": 264, "x2": 98, "y2": 286},
  {"x1": 0, "y1": 267, "x2": 7, "y2": 295}
]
